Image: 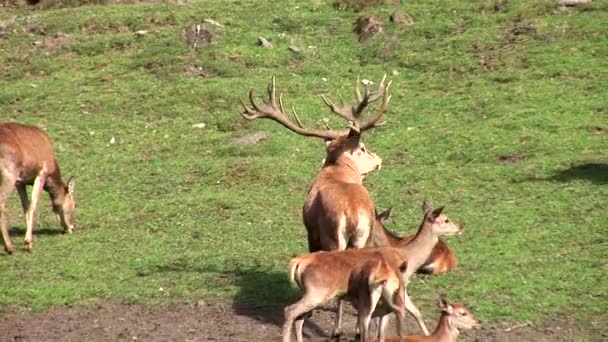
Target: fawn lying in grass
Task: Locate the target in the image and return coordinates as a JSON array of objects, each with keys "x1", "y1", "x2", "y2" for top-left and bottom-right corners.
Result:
[{"x1": 383, "y1": 298, "x2": 480, "y2": 342}]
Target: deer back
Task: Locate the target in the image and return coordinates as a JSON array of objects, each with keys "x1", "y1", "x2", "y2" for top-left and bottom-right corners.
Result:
[{"x1": 0, "y1": 123, "x2": 60, "y2": 183}]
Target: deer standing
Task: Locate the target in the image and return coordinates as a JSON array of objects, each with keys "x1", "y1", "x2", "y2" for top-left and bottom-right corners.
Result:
[
  {"x1": 383, "y1": 298, "x2": 480, "y2": 342},
  {"x1": 282, "y1": 202, "x2": 463, "y2": 341},
  {"x1": 0, "y1": 123, "x2": 76, "y2": 253},
  {"x1": 241, "y1": 76, "x2": 390, "y2": 336},
  {"x1": 285, "y1": 249, "x2": 407, "y2": 342}
]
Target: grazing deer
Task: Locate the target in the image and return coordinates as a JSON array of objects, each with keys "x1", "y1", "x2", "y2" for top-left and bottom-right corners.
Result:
[
  {"x1": 285, "y1": 249, "x2": 407, "y2": 342},
  {"x1": 383, "y1": 298, "x2": 480, "y2": 342},
  {"x1": 0, "y1": 123, "x2": 76, "y2": 253},
  {"x1": 283, "y1": 203, "x2": 462, "y2": 341},
  {"x1": 241, "y1": 76, "x2": 390, "y2": 336},
  {"x1": 369, "y1": 207, "x2": 458, "y2": 276}
]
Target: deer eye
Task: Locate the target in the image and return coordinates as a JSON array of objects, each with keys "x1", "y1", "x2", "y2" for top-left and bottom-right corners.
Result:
[
  {"x1": 445, "y1": 219, "x2": 450, "y2": 223},
  {"x1": 461, "y1": 311, "x2": 467, "y2": 316}
]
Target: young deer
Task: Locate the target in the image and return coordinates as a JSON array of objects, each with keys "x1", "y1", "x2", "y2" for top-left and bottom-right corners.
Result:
[
  {"x1": 285, "y1": 249, "x2": 407, "y2": 342},
  {"x1": 283, "y1": 204, "x2": 462, "y2": 341},
  {"x1": 383, "y1": 298, "x2": 480, "y2": 342},
  {"x1": 241, "y1": 76, "x2": 391, "y2": 336},
  {"x1": 0, "y1": 123, "x2": 76, "y2": 253},
  {"x1": 375, "y1": 202, "x2": 463, "y2": 340},
  {"x1": 369, "y1": 207, "x2": 458, "y2": 276}
]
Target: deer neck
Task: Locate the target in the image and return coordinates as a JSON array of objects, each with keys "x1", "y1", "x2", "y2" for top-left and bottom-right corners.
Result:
[
  {"x1": 400, "y1": 220, "x2": 437, "y2": 272},
  {"x1": 45, "y1": 172, "x2": 67, "y2": 207},
  {"x1": 324, "y1": 155, "x2": 362, "y2": 183},
  {"x1": 434, "y1": 314, "x2": 460, "y2": 342},
  {"x1": 369, "y1": 222, "x2": 402, "y2": 247}
]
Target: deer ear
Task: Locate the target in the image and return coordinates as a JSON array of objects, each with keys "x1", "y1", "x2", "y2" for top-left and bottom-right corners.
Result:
[
  {"x1": 377, "y1": 207, "x2": 392, "y2": 221},
  {"x1": 438, "y1": 296, "x2": 450, "y2": 311},
  {"x1": 430, "y1": 206, "x2": 444, "y2": 221},
  {"x1": 422, "y1": 198, "x2": 433, "y2": 213},
  {"x1": 67, "y1": 177, "x2": 76, "y2": 194}
]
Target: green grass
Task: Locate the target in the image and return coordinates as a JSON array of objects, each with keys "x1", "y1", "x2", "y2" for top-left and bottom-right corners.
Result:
[{"x1": 1, "y1": 0, "x2": 607, "y2": 338}]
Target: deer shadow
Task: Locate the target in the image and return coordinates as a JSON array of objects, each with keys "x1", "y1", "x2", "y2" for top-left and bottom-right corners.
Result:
[
  {"x1": 140, "y1": 259, "x2": 332, "y2": 339},
  {"x1": 230, "y1": 266, "x2": 330, "y2": 339},
  {"x1": 545, "y1": 162, "x2": 608, "y2": 185},
  {"x1": 9, "y1": 226, "x2": 65, "y2": 236}
]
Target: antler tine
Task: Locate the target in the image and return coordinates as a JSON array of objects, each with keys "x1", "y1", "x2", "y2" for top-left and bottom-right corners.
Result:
[
  {"x1": 322, "y1": 95, "x2": 357, "y2": 122},
  {"x1": 239, "y1": 77, "x2": 342, "y2": 140},
  {"x1": 239, "y1": 89, "x2": 262, "y2": 120},
  {"x1": 268, "y1": 76, "x2": 278, "y2": 108},
  {"x1": 358, "y1": 80, "x2": 391, "y2": 132},
  {"x1": 355, "y1": 76, "x2": 362, "y2": 102}
]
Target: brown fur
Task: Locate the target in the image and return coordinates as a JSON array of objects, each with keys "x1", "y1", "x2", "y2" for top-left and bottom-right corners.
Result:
[
  {"x1": 284, "y1": 205, "x2": 463, "y2": 341},
  {"x1": 0, "y1": 123, "x2": 75, "y2": 253},
  {"x1": 285, "y1": 248, "x2": 406, "y2": 342},
  {"x1": 368, "y1": 208, "x2": 458, "y2": 276}
]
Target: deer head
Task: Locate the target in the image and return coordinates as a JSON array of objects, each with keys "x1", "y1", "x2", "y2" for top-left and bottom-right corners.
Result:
[
  {"x1": 422, "y1": 200, "x2": 463, "y2": 237},
  {"x1": 53, "y1": 177, "x2": 76, "y2": 233},
  {"x1": 240, "y1": 76, "x2": 391, "y2": 176},
  {"x1": 438, "y1": 297, "x2": 481, "y2": 330}
]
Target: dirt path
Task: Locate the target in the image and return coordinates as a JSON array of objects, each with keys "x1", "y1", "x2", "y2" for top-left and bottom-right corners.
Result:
[{"x1": 0, "y1": 301, "x2": 593, "y2": 342}]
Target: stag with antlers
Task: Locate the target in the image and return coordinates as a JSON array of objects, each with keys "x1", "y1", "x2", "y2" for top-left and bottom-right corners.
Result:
[{"x1": 241, "y1": 76, "x2": 391, "y2": 336}]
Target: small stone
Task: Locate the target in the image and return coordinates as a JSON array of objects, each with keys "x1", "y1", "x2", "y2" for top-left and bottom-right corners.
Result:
[
  {"x1": 231, "y1": 132, "x2": 267, "y2": 145},
  {"x1": 110, "y1": 137, "x2": 116, "y2": 144},
  {"x1": 390, "y1": 10, "x2": 415, "y2": 26},
  {"x1": 257, "y1": 37, "x2": 273, "y2": 48},
  {"x1": 135, "y1": 30, "x2": 148, "y2": 36},
  {"x1": 558, "y1": 0, "x2": 590, "y2": 5},
  {"x1": 288, "y1": 45, "x2": 301, "y2": 53},
  {"x1": 203, "y1": 18, "x2": 224, "y2": 28},
  {"x1": 192, "y1": 123, "x2": 206, "y2": 129}
]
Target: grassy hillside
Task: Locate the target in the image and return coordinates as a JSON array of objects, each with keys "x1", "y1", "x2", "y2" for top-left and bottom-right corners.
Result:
[{"x1": 1, "y1": 0, "x2": 606, "y2": 337}]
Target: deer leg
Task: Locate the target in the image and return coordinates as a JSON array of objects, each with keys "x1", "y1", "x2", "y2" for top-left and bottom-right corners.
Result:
[
  {"x1": 0, "y1": 173, "x2": 16, "y2": 254},
  {"x1": 16, "y1": 184, "x2": 30, "y2": 226},
  {"x1": 294, "y1": 311, "x2": 312, "y2": 342},
  {"x1": 403, "y1": 290, "x2": 429, "y2": 335},
  {"x1": 24, "y1": 172, "x2": 46, "y2": 252},
  {"x1": 283, "y1": 294, "x2": 323, "y2": 342},
  {"x1": 377, "y1": 312, "x2": 391, "y2": 341},
  {"x1": 330, "y1": 299, "x2": 344, "y2": 338},
  {"x1": 358, "y1": 287, "x2": 382, "y2": 342}
]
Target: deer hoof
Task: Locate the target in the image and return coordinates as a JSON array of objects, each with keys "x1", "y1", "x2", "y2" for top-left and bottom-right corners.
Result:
[
  {"x1": 24, "y1": 241, "x2": 33, "y2": 252},
  {"x1": 4, "y1": 244, "x2": 16, "y2": 254}
]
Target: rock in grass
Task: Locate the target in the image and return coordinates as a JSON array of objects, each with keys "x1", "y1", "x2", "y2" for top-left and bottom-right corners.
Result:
[
  {"x1": 257, "y1": 37, "x2": 273, "y2": 48},
  {"x1": 558, "y1": 0, "x2": 590, "y2": 5},
  {"x1": 231, "y1": 132, "x2": 267, "y2": 145},
  {"x1": 353, "y1": 16, "x2": 383, "y2": 43},
  {"x1": 186, "y1": 24, "x2": 213, "y2": 49},
  {"x1": 390, "y1": 10, "x2": 414, "y2": 26}
]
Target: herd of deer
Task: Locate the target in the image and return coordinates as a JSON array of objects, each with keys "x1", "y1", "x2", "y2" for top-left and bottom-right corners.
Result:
[
  {"x1": 241, "y1": 75, "x2": 480, "y2": 342},
  {"x1": 0, "y1": 75, "x2": 479, "y2": 341}
]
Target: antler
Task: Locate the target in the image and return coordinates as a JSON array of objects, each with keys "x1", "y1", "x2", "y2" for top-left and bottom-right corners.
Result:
[
  {"x1": 321, "y1": 74, "x2": 392, "y2": 134},
  {"x1": 240, "y1": 77, "x2": 342, "y2": 140}
]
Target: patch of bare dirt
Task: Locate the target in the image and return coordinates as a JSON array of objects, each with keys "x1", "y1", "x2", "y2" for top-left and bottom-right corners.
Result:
[
  {"x1": 0, "y1": 301, "x2": 595, "y2": 341},
  {"x1": 32, "y1": 32, "x2": 72, "y2": 55}
]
